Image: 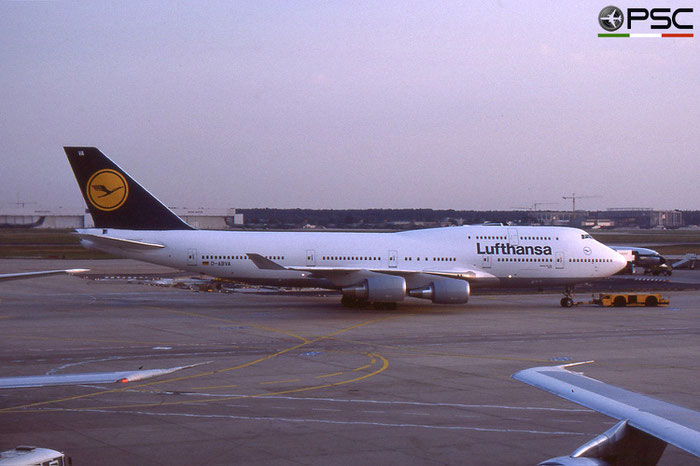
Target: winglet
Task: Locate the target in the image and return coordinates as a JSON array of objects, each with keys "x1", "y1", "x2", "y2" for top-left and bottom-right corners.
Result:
[
  {"x1": 560, "y1": 360, "x2": 595, "y2": 370},
  {"x1": 116, "y1": 361, "x2": 211, "y2": 383},
  {"x1": 246, "y1": 253, "x2": 287, "y2": 270}
]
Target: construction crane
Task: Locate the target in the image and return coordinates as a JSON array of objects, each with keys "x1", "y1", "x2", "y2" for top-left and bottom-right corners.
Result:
[{"x1": 562, "y1": 194, "x2": 601, "y2": 214}]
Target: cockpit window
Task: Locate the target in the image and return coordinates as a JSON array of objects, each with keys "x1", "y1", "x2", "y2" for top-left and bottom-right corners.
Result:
[{"x1": 581, "y1": 234, "x2": 592, "y2": 239}]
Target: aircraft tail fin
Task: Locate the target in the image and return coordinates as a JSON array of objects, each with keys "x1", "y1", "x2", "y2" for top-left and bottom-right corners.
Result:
[{"x1": 64, "y1": 147, "x2": 193, "y2": 230}]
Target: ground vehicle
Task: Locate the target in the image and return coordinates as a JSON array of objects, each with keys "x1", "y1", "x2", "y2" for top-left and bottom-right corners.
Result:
[
  {"x1": 643, "y1": 262, "x2": 673, "y2": 276},
  {"x1": 0, "y1": 445, "x2": 71, "y2": 465},
  {"x1": 612, "y1": 246, "x2": 673, "y2": 275},
  {"x1": 592, "y1": 293, "x2": 669, "y2": 307}
]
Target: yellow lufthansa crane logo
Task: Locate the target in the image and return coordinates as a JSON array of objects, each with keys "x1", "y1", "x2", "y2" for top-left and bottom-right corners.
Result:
[{"x1": 86, "y1": 169, "x2": 129, "y2": 211}]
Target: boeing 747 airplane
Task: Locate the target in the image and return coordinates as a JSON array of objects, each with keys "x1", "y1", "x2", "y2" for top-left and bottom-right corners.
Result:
[{"x1": 64, "y1": 147, "x2": 626, "y2": 308}]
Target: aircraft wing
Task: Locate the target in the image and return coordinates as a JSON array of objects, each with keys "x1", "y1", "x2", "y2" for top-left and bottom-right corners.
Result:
[
  {"x1": 246, "y1": 253, "x2": 288, "y2": 270},
  {"x1": 513, "y1": 363, "x2": 700, "y2": 460},
  {"x1": 245, "y1": 253, "x2": 496, "y2": 282},
  {"x1": 0, "y1": 269, "x2": 89, "y2": 282},
  {"x1": 673, "y1": 253, "x2": 697, "y2": 270},
  {"x1": 0, "y1": 363, "x2": 203, "y2": 389}
]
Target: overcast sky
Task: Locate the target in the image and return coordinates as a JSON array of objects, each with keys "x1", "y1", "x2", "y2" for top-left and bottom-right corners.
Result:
[{"x1": 1, "y1": 1, "x2": 698, "y2": 212}]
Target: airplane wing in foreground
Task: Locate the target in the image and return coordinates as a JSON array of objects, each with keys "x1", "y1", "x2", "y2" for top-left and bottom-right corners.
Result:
[
  {"x1": 513, "y1": 362, "x2": 700, "y2": 465},
  {"x1": 0, "y1": 269, "x2": 89, "y2": 282},
  {"x1": 0, "y1": 363, "x2": 205, "y2": 389}
]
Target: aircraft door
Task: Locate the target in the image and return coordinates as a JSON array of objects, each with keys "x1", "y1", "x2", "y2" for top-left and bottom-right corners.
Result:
[
  {"x1": 388, "y1": 250, "x2": 398, "y2": 268},
  {"x1": 508, "y1": 228, "x2": 519, "y2": 245},
  {"x1": 482, "y1": 254, "x2": 492, "y2": 268},
  {"x1": 187, "y1": 249, "x2": 197, "y2": 266},
  {"x1": 555, "y1": 252, "x2": 564, "y2": 269},
  {"x1": 306, "y1": 250, "x2": 316, "y2": 267}
]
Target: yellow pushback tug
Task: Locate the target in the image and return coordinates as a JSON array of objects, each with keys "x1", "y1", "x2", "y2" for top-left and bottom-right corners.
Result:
[{"x1": 592, "y1": 293, "x2": 669, "y2": 307}]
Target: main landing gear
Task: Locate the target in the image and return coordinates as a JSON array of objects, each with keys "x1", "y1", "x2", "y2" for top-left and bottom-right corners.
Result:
[{"x1": 560, "y1": 285, "x2": 575, "y2": 308}]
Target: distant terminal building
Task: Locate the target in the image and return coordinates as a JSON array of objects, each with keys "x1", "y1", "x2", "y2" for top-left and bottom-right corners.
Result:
[
  {"x1": 650, "y1": 210, "x2": 683, "y2": 228},
  {"x1": 596, "y1": 209, "x2": 683, "y2": 229},
  {"x1": 0, "y1": 206, "x2": 243, "y2": 230},
  {"x1": 529, "y1": 209, "x2": 683, "y2": 229},
  {"x1": 0, "y1": 207, "x2": 92, "y2": 229},
  {"x1": 527, "y1": 211, "x2": 574, "y2": 226},
  {"x1": 0, "y1": 204, "x2": 685, "y2": 230},
  {"x1": 169, "y1": 207, "x2": 244, "y2": 229}
]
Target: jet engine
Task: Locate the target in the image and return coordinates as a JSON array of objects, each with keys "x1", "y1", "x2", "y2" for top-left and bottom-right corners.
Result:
[
  {"x1": 341, "y1": 275, "x2": 406, "y2": 303},
  {"x1": 535, "y1": 457, "x2": 608, "y2": 465},
  {"x1": 408, "y1": 278, "x2": 469, "y2": 304},
  {"x1": 535, "y1": 419, "x2": 666, "y2": 466}
]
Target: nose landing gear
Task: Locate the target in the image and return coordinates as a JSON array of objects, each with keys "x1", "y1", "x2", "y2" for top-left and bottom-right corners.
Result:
[{"x1": 560, "y1": 285, "x2": 575, "y2": 308}]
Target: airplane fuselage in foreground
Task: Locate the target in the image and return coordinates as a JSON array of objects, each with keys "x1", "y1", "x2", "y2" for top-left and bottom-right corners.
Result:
[{"x1": 64, "y1": 146, "x2": 626, "y2": 307}]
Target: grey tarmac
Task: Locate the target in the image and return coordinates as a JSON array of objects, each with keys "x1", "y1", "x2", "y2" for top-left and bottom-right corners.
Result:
[{"x1": 1, "y1": 259, "x2": 698, "y2": 465}]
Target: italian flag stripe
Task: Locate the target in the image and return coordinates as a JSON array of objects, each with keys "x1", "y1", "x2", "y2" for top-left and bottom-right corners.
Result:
[{"x1": 599, "y1": 33, "x2": 694, "y2": 38}]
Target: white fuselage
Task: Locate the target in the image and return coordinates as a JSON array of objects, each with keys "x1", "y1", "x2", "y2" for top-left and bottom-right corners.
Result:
[{"x1": 78, "y1": 225, "x2": 627, "y2": 290}]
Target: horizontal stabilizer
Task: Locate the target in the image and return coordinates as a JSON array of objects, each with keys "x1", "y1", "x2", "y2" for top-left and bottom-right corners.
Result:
[{"x1": 78, "y1": 233, "x2": 165, "y2": 250}]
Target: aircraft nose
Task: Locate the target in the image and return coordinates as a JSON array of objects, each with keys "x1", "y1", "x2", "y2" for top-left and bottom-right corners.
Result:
[{"x1": 612, "y1": 250, "x2": 627, "y2": 273}]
